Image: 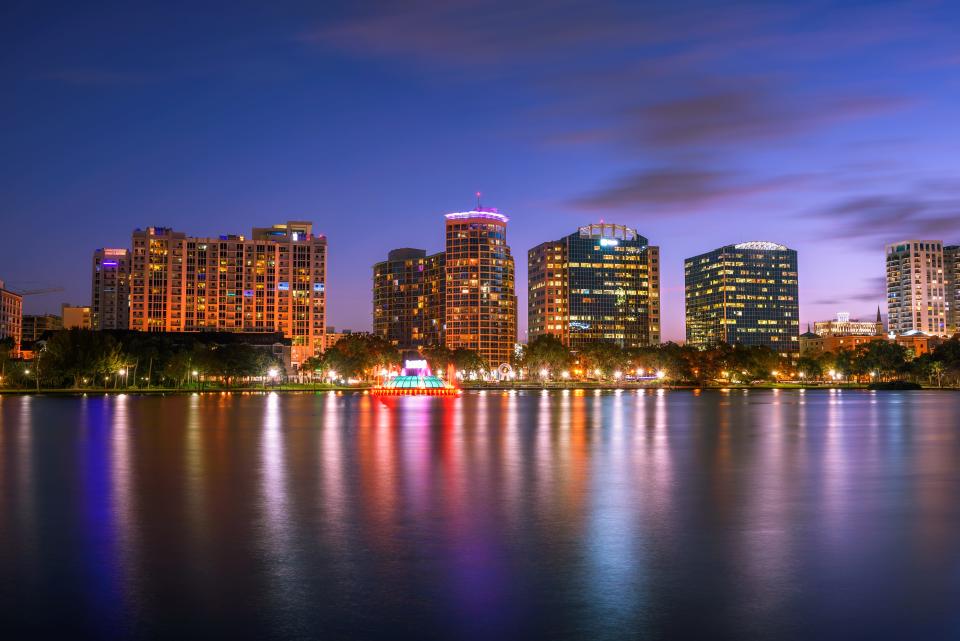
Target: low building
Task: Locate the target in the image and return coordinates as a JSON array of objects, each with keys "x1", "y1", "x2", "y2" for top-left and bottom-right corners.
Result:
[
  {"x1": 22, "y1": 314, "x2": 63, "y2": 341},
  {"x1": 894, "y1": 331, "x2": 943, "y2": 357},
  {"x1": 0, "y1": 280, "x2": 23, "y2": 356},
  {"x1": 62, "y1": 304, "x2": 92, "y2": 329},
  {"x1": 800, "y1": 330, "x2": 887, "y2": 357},
  {"x1": 325, "y1": 327, "x2": 354, "y2": 350},
  {"x1": 814, "y1": 310, "x2": 883, "y2": 337}
]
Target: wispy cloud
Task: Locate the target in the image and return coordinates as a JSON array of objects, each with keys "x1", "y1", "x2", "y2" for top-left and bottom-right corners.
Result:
[
  {"x1": 307, "y1": 1, "x2": 949, "y2": 215},
  {"x1": 572, "y1": 167, "x2": 814, "y2": 212},
  {"x1": 47, "y1": 68, "x2": 151, "y2": 87}
]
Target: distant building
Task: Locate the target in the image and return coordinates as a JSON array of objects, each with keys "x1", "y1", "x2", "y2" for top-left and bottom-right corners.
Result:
[
  {"x1": 813, "y1": 310, "x2": 883, "y2": 337},
  {"x1": 324, "y1": 327, "x2": 355, "y2": 350},
  {"x1": 886, "y1": 240, "x2": 947, "y2": 336},
  {"x1": 61, "y1": 304, "x2": 92, "y2": 329},
  {"x1": 372, "y1": 248, "x2": 445, "y2": 350},
  {"x1": 944, "y1": 245, "x2": 960, "y2": 334},
  {"x1": 0, "y1": 280, "x2": 23, "y2": 356},
  {"x1": 799, "y1": 326, "x2": 887, "y2": 357},
  {"x1": 894, "y1": 330, "x2": 943, "y2": 357},
  {"x1": 685, "y1": 241, "x2": 800, "y2": 355},
  {"x1": 129, "y1": 222, "x2": 327, "y2": 367},
  {"x1": 22, "y1": 314, "x2": 63, "y2": 341},
  {"x1": 92, "y1": 248, "x2": 130, "y2": 330},
  {"x1": 528, "y1": 222, "x2": 660, "y2": 349},
  {"x1": 444, "y1": 206, "x2": 517, "y2": 367}
]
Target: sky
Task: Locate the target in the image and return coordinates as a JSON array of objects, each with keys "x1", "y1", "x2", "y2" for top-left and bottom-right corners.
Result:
[{"x1": 2, "y1": 1, "x2": 958, "y2": 342}]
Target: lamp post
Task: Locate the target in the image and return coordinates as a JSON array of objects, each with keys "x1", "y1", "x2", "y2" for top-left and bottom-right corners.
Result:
[{"x1": 192, "y1": 370, "x2": 200, "y2": 391}]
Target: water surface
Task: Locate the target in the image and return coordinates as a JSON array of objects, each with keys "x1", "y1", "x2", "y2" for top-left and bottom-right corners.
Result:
[{"x1": 1, "y1": 390, "x2": 959, "y2": 640}]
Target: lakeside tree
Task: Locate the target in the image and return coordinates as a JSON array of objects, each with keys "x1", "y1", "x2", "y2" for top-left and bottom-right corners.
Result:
[
  {"x1": 318, "y1": 334, "x2": 400, "y2": 380},
  {"x1": 520, "y1": 335, "x2": 572, "y2": 377},
  {"x1": 42, "y1": 329, "x2": 124, "y2": 388},
  {"x1": 451, "y1": 349, "x2": 486, "y2": 377}
]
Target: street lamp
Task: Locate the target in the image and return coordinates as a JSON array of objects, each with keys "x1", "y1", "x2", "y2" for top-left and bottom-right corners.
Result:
[
  {"x1": 656, "y1": 370, "x2": 666, "y2": 380},
  {"x1": 539, "y1": 368, "x2": 549, "y2": 380}
]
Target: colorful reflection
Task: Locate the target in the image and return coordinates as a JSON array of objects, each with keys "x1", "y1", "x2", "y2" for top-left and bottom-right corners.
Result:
[{"x1": 0, "y1": 391, "x2": 959, "y2": 639}]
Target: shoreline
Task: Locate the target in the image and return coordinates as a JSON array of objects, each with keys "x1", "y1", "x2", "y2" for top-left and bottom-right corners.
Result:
[{"x1": 0, "y1": 383, "x2": 954, "y2": 396}]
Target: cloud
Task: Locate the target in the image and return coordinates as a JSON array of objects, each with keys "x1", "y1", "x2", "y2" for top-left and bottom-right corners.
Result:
[
  {"x1": 621, "y1": 88, "x2": 907, "y2": 150},
  {"x1": 301, "y1": 0, "x2": 645, "y2": 66},
  {"x1": 812, "y1": 192, "x2": 960, "y2": 242},
  {"x1": 47, "y1": 68, "x2": 150, "y2": 87},
  {"x1": 572, "y1": 167, "x2": 813, "y2": 211},
  {"x1": 307, "y1": 1, "x2": 942, "y2": 217}
]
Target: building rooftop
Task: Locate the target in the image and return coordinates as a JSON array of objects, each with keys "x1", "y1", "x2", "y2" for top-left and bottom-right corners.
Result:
[
  {"x1": 734, "y1": 241, "x2": 789, "y2": 251},
  {"x1": 445, "y1": 209, "x2": 509, "y2": 223}
]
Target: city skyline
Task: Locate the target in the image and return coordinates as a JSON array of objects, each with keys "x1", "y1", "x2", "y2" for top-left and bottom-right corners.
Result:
[
  {"x1": 10, "y1": 208, "x2": 960, "y2": 344},
  {"x1": 3, "y1": 3, "x2": 960, "y2": 340}
]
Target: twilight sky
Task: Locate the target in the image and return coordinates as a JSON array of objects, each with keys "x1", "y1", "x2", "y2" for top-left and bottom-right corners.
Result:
[{"x1": 2, "y1": 1, "x2": 959, "y2": 341}]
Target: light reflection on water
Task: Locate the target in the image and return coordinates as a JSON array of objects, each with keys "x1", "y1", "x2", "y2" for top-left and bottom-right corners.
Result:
[{"x1": 1, "y1": 390, "x2": 960, "y2": 640}]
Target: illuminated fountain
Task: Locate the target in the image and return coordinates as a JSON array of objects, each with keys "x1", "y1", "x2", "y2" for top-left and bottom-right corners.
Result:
[{"x1": 371, "y1": 356, "x2": 459, "y2": 397}]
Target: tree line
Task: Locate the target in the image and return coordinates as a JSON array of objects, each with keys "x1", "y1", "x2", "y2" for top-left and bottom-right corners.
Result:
[
  {"x1": 6, "y1": 329, "x2": 960, "y2": 389},
  {"x1": 1, "y1": 329, "x2": 284, "y2": 389}
]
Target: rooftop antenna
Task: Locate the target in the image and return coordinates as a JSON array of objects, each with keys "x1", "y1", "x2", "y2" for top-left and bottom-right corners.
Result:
[{"x1": 476, "y1": 191, "x2": 482, "y2": 210}]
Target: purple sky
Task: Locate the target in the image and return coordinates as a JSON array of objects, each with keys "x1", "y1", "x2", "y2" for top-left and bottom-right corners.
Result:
[{"x1": 2, "y1": 2, "x2": 959, "y2": 341}]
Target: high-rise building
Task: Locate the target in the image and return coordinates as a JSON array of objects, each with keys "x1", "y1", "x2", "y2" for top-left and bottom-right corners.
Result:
[
  {"x1": 813, "y1": 310, "x2": 884, "y2": 337},
  {"x1": 685, "y1": 241, "x2": 800, "y2": 354},
  {"x1": 885, "y1": 240, "x2": 947, "y2": 336},
  {"x1": 528, "y1": 240, "x2": 568, "y2": 344},
  {"x1": 0, "y1": 280, "x2": 23, "y2": 356},
  {"x1": 528, "y1": 223, "x2": 660, "y2": 349},
  {"x1": 92, "y1": 248, "x2": 130, "y2": 330},
  {"x1": 21, "y1": 314, "x2": 63, "y2": 341},
  {"x1": 61, "y1": 304, "x2": 92, "y2": 329},
  {"x1": 944, "y1": 245, "x2": 960, "y2": 334},
  {"x1": 130, "y1": 221, "x2": 327, "y2": 366},
  {"x1": 373, "y1": 248, "x2": 445, "y2": 350},
  {"x1": 444, "y1": 207, "x2": 517, "y2": 367}
]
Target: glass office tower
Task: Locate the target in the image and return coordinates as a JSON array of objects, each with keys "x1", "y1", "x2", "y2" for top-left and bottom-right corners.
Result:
[
  {"x1": 685, "y1": 241, "x2": 799, "y2": 355},
  {"x1": 528, "y1": 223, "x2": 660, "y2": 349}
]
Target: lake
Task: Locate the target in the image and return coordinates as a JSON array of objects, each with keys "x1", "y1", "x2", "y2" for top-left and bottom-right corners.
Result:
[{"x1": 1, "y1": 390, "x2": 959, "y2": 640}]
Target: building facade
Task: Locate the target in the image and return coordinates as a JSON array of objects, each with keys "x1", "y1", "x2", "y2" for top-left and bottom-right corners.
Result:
[
  {"x1": 885, "y1": 240, "x2": 947, "y2": 336},
  {"x1": 373, "y1": 248, "x2": 445, "y2": 350},
  {"x1": 0, "y1": 280, "x2": 23, "y2": 356},
  {"x1": 813, "y1": 311, "x2": 884, "y2": 337},
  {"x1": 92, "y1": 248, "x2": 130, "y2": 330},
  {"x1": 444, "y1": 207, "x2": 517, "y2": 367},
  {"x1": 130, "y1": 222, "x2": 327, "y2": 366},
  {"x1": 62, "y1": 304, "x2": 92, "y2": 329},
  {"x1": 944, "y1": 245, "x2": 960, "y2": 334},
  {"x1": 527, "y1": 240, "x2": 568, "y2": 344},
  {"x1": 685, "y1": 241, "x2": 800, "y2": 355},
  {"x1": 528, "y1": 223, "x2": 660, "y2": 349},
  {"x1": 22, "y1": 314, "x2": 63, "y2": 341}
]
